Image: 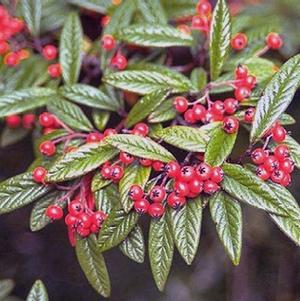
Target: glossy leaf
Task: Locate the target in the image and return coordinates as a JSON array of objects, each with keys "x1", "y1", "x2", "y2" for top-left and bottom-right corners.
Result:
[
  {"x1": 26, "y1": 280, "x2": 48, "y2": 301},
  {"x1": 148, "y1": 99, "x2": 177, "y2": 123},
  {"x1": 94, "y1": 184, "x2": 119, "y2": 214},
  {"x1": 92, "y1": 110, "x2": 111, "y2": 131},
  {"x1": 161, "y1": 0, "x2": 197, "y2": 19},
  {"x1": 21, "y1": 0, "x2": 42, "y2": 36},
  {"x1": 91, "y1": 173, "x2": 111, "y2": 192},
  {"x1": 283, "y1": 136, "x2": 300, "y2": 169},
  {"x1": 136, "y1": 0, "x2": 167, "y2": 24},
  {"x1": 190, "y1": 67, "x2": 207, "y2": 90},
  {"x1": 67, "y1": 0, "x2": 111, "y2": 13}
]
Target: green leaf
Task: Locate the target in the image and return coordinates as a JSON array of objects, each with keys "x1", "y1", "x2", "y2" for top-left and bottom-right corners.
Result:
[
  {"x1": 210, "y1": 191, "x2": 242, "y2": 265},
  {"x1": 280, "y1": 113, "x2": 295, "y2": 125},
  {"x1": 106, "y1": 134, "x2": 175, "y2": 162},
  {"x1": 47, "y1": 97, "x2": 93, "y2": 132},
  {"x1": 283, "y1": 136, "x2": 300, "y2": 169},
  {"x1": 119, "y1": 164, "x2": 151, "y2": 212},
  {"x1": 209, "y1": 0, "x2": 231, "y2": 80},
  {"x1": 94, "y1": 184, "x2": 119, "y2": 214},
  {"x1": 104, "y1": 70, "x2": 193, "y2": 94},
  {"x1": 125, "y1": 89, "x2": 168, "y2": 128},
  {"x1": 168, "y1": 197, "x2": 202, "y2": 265},
  {"x1": 67, "y1": 0, "x2": 111, "y2": 13},
  {"x1": 205, "y1": 125, "x2": 237, "y2": 166},
  {"x1": 244, "y1": 57, "x2": 276, "y2": 83},
  {"x1": 0, "y1": 279, "x2": 14, "y2": 300},
  {"x1": 119, "y1": 225, "x2": 145, "y2": 263},
  {"x1": 98, "y1": 205, "x2": 139, "y2": 252},
  {"x1": 156, "y1": 126, "x2": 209, "y2": 153},
  {"x1": 60, "y1": 12, "x2": 83, "y2": 85},
  {"x1": 76, "y1": 235, "x2": 110, "y2": 297},
  {"x1": 149, "y1": 212, "x2": 174, "y2": 291},
  {"x1": 92, "y1": 173, "x2": 111, "y2": 192},
  {"x1": 46, "y1": 142, "x2": 118, "y2": 182},
  {"x1": 26, "y1": 280, "x2": 48, "y2": 301},
  {"x1": 250, "y1": 54, "x2": 300, "y2": 142},
  {"x1": 161, "y1": 0, "x2": 197, "y2": 19},
  {"x1": 0, "y1": 127, "x2": 29, "y2": 147},
  {"x1": 148, "y1": 98, "x2": 177, "y2": 123},
  {"x1": 30, "y1": 190, "x2": 68, "y2": 231},
  {"x1": 221, "y1": 163, "x2": 291, "y2": 216},
  {"x1": 0, "y1": 88, "x2": 56, "y2": 118},
  {"x1": 190, "y1": 67, "x2": 207, "y2": 91},
  {"x1": 0, "y1": 173, "x2": 52, "y2": 215},
  {"x1": 60, "y1": 84, "x2": 120, "y2": 111},
  {"x1": 117, "y1": 24, "x2": 193, "y2": 47},
  {"x1": 92, "y1": 110, "x2": 110, "y2": 131},
  {"x1": 136, "y1": 0, "x2": 167, "y2": 24},
  {"x1": 21, "y1": 0, "x2": 42, "y2": 36}
]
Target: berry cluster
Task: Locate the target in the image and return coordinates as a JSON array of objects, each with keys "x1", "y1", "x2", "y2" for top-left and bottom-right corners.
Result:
[
  {"x1": 191, "y1": 0, "x2": 212, "y2": 35},
  {"x1": 5, "y1": 113, "x2": 36, "y2": 129},
  {"x1": 41, "y1": 44, "x2": 61, "y2": 78}
]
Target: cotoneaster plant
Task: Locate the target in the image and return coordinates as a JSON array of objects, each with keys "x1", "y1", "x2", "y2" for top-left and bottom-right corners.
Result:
[{"x1": 0, "y1": 0, "x2": 300, "y2": 298}]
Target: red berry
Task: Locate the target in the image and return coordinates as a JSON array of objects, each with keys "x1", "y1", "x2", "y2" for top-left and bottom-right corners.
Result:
[
  {"x1": 65, "y1": 214, "x2": 77, "y2": 226},
  {"x1": 167, "y1": 192, "x2": 186, "y2": 209},
  {"x1": 149, "y1": 186, "x2": 166, "y2": 203},
  {"x1": 133, "y1": 123, "x2": 149, "y2": 136},
  {"x1": 4, "y1": 52, "x2": 20, "y2": 66},
  {"x1": 235, "y1": 65, "x2": 248, "y2": 79},
  {"x1": 129, "y1": 185, "x2": 144, "y2": 201},
  {"x1": 101, "y1": 34, "x2": 116, "y2": 50},
  {"x1": 271, "y1": 169, "x2": 286, "y2": 184},
  {"x1": 274, "y1": 144, "x2": 289, "y2": 161},
  {"x1": 77, "y1": 225, "x2": 90, "y2": 237},
  {"x1": 231, "y1": 33, "x2": 248, "y2": 50},
  {"x1": 224, "y1": 98, "x2": 239, "y2": 114},
  {"x1": 272, "y1": 125, "x2": 286, "y2": 143},
  {"x1": 86, "y1": 132, "x2": 103, "y2": 143},
  {"x1": 203, "y1": 108, "x2": 223, "y2": 123},
  {"x1": 148, "y1": 203, "x2": 165, "y2": 218},
  {"x1": 92, "y1": 211, "x2": 107, "y2": 227},
  {"x1": 174, "y1": 181, "x2": 190, "y2": 197},
  {"x1": 210, "y1": 167, "x2": 224, "y2": 183},
  {"x1": 191, "y1": 15, "x2": 209, "y2": 30},
  {"x1": 103, "y1": 128, "x2": 117, "y2": 137},
  {"x1": 244, "y1": 108, "x2": 255, "y2": 123},
  {"x1": 139, "y1": 158, "x2": 152, "y2": 167},
  {"x1": 111, "y1": 53, "x2": 127, "y2": 70},
  {"x1": 39, "y1": 140, "x2": 56, "y2": 156},
  {"x1": 32, "y1": 167, "x2": 47, "y2": 183},
  {"x1": 280, "y1": 159, "x2": 294, "y2": 174},
  {"x1": 39, "y1": 112, "x2": 55, "y2": 127},
  {"x1": 266, "y1": 32, "x2": 283, "y2": 49},
  {"x1": 5, "y1": 114, "x2": 21, "y2": 128},
  {"x1": 281, "y1": 173, "x2": 291, "y2": 187},
  {"x1": 0, "y1": 40, "x2": 9, "y2": 55},
  {"x1": 173, "y1": 96, "x2": 188, "y2": 113},
  {"x1": 196, "y1": 1, "x2": 212, "y2": 15},
  {"x1": 179, "y1": 165, "x2": 195, "y2": 182},
  {"x1": 78, "y1": 213, "x2": 92, "y2": 229},
  {"x1": 152, "y1": 161, "x2": 164, "y2": 172},
  {"x1": 189, "y1": 178, "x2": 203, "y2": 194},
  {"x1": 184, "y1": 109, "x2": 196, "y2": 124},
  {"x1": 48, "y1": 63, "x2": 62, "y2": 78},
  {"x1": 256, "y1": 165, "x2": 271, "y2": 181},
  {"x1": 134, "y1": 198, "x2": 150, "y2": 214},
  {"x1": 244, "y1": 75, "x2": 257, "y2": 89},
  {"x1": 22, "y1": 114, "x2": 35, "y2": 129},
  {"x1": 119, "y1": 152, "x2": 135, "y2": 165},
  {"x1": 211, "y1": 100, "x2": 225, "y2": 116},
  {"x1": 251, "y1": 148, "x2": 267, "y2": 165},
  {"x1": 203, "y1": 180, "x2": 220, "y2": 194},
  {"x1": 110, "y1": 165, "x2": 124, "y2": 181},
  {"x1": 90, "y1": 224, "x2": 99, "y2": 233},
  {"x1": 264, "y1": 155, "x2": 279, "y2": 172},
  {"x1": 165, "y1": 161, "x2": 180, "y2": 178},
  {"x1": 68, "y1": 200, "x2": 84, "y2": 217},
  {"x1": 195, "y1": 162, "x2": 212, "y2": 181},
  {"x1": 192, "y1": 104, "x2": 206, "y2": 120},
  {"x1": 223, "y1": 116, "x2": 239, "y2": 134},
  {"x1": 42, "y1": 45, "x2": 57, "y2": 61},
  {"x1": 101, "y1": 163, "x2": 112, "y2": 179},
  {"x1": 45, "y1": 205, "x2": 63, "y2": 220},
  {"x1": 234, "y1": 86, "x2": 251, "y2": 101},
  {"x1": 101, "y1": 15, "x2": 110, "y2": 27}
]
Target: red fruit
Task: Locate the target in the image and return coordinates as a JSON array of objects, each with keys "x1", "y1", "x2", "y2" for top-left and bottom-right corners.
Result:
[
  {"x1": 101, "y1": 34, "x2": 116, "y2": 50},
  {"x1": 22, "y1": 114, "x2": 35, "y2": 129},
  {"x1": 244, "y1": 108, "x2": 255, "y2": 123},
  {"x1": 134, "y1": 198, "x2": 150, "y2": 214},
  {"x1": 5, "y1": 114, "x2": 21, "y2": 128},
  {"x1": 196, "y1": 1, "x2": 212, "y2": 16},
  {"x1": 256, "y1": 166, "x2": 271, "y2": 181},
  {"x1": 174, "y1": 181, "x2": 190, "y2": 197},
  {"x1": 10, "y1": 18, "x2": 24, "y2": 33},
  {"x1": 234, "y1": 86, "x2": 251, "y2": 101},
  {"x1": 235, "y1": 65, "x2": 248, "y2": 79},
  {"x1": 244, "y1": 75, "x2": 257, "y2": 89},
  {"x1": 90, "y1": 224, "x2": 99, "y2": 233},
  {"x1": 179, "y1": 165, "x2": 195, "y2": 182},
  {"x1": 68, "y1": 200, "x2": 84, "y2": 217},
  {"x1": 110, "y1": 165, "x2": 124, "y2": 181},
  {"x1": 210, "y1": 167, "x2": 224, "y2": 183},
  {"x1": 231, "y1": 33, "x2": 248, "y2": 50},
  {"x1": 211, "y1": 100, "x2": 225, "y2": 116},
  {"x1": 280, "y1": 159, "x2": 294, "y2": 174},
  {"x1": 148, "y1": 203, "x2": 165, "y2": 218},
  {"x1": 39, "y1": 140, "x2": 56, "y2": 156},
  {"x1": 103, "y1": 128, "x2": 117, "y2": 137},
  {"x1": 78, "y1": 213, "x2": 92, "y2": 229},
  {"x1": 184, "y1": 109, "x2": 196, "y2": 124},
  {"x1": 111, "y1": 53, "x2": 127, "y2": 70},
  {"x1": 192, "y1": 104, "x2": 206, "y2": 120},
  {"x1": 42, "y1": 45, "x2": 57, "y2": 60},
  {"x1": 195, "y1": 162, "x2": 212, "y2": 181},
  {"x1": 203, "y1": 180, "x2": 220, "y2": 194},
  {"x1": 203, "y1": 108, "x2": 223, "y2": 123},
  {"x1": 191, "y1": 15, "x2": 209, "y2": 30},
  {"x1": 92, "y1": 211, "x2": 107, "y2": 227},
  {"x1": 0, "y1": 41, "x2": 9, "y2": 55},
  {"x1": 48, "y1": 63, "x2": 62, "y2": 77},
  {"x1": 101, "y1": 163, "x2": 112, "y2": 179},
  {"x1": 133, "y1": 123, "x2": 149, "y2": 136},
  {"x1": 281, "y1": 173, "x2": 291, "y2": 187},
  {"x1": 139, "y1": 158, "x2": 152, "y2": 167},
  {"x1": 223, "y1": 116, "x2": 239, "y2": 134},
  {"x1": 86, "y1": 132, "x2": 103, "y2": 143},
  {"x1": 32, "y1": 167, "x2": 47, "y2": 183},
  {"x1": 264, "y1": 155, "x2": 279, "y2": 172},
  {"x1": 167, "y1": 192, "x2": 186, "y2": 209},
  {"x1": 272, "y1": 125, "x2": 286, "y2": 143},
  {"x1": 149, "y1": 186, "x2": 166, "y2": 203},
  {"x1": 251, "y1": 148, "x2": 267, "y2": 165},
  {"x1": 224, "y1": 98, "x2": 239, "y2": 114},
  {"x1": 119, "y1": 152, "x2": 135, "y2": 165},
  {"x1": 129, "y1": 184, "x2": 144, "y2": 201},
  {"x1": 101, "y1": 15, "x2": 110, "y2": 27},
  {"x1": 173, "y1": 96, "x2": 188, "y2": 113},
  {"x1": 152, "y1": 161, "x2": 164, "y2": 172},
  {"x1": 65, "y1": 214, "x2": 77, "y2": 226},
  {"x1": 165, "y1": 161, "x2": 180, "y2": 178},
  {"x1": 39, "y1": 112, "x2": 55, "y2": 127},
  {"x1": 77, "y1": 225, "x2": 90, "y2": 237},
  {"x1": 45, "y1": 205, "x2": 63, "y2": 220},
  {"x1": 274, "y1": 144, "x2": 289, "y2": 161},
  {"x1": 266, "y1": 32, "x2": 283, "y2": 49},
  {"x1": 4, "y1": 52, "x2": 20, "y2": 66},
  {"x1": 189, "y1": 178, "x2": 203, "y2": 194},
  {"x1": 271, "y1": 169, "x2": 286, "y2": 184}
]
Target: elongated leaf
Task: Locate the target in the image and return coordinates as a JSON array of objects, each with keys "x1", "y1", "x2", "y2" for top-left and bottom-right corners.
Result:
[
  {"x1": 156, "y1": 126, "x2": 209, "y2": 152},
  {"x1": 0, "y1": 88, "x2": 56, "y2": 118},
  {"x1": 250, "y1": 54, "x2": 300, "y2": 142},
  {"x1": 92, "y1": 110, "x2": 110, "y2": 131},
  {"x1": 92, "y1": 173, "x2": 111, "y2": 192},
  {"x1": 21, "y1": 0, "x2": 42, "y2": 36},
  {"x1": 244, "y1": 57, "x2": 276, "y2": 83},
  {"x1": 98, "y1": 206, "x2": 139, "y2": 252},
  {"x1": 60, "y1": 84, "x2": 120, "y2": 111},
  {"x1": 119, "y1": 225, "x2": 145, "y2": 263},
  {"x1": 47, "y1": 98, "x2": 93, "y2": 132},
  {"x1": 149, "y1": 211, "x2": 174, "y2": 291},
  {"x1": 190, "y1": 67, "x2": 207, "y2": 90},
  {"x1": 161, "y1": 0, "x2": 197, "y2": 19},
  {"x1": 60, "y1": 12, "x2": 83, "y2": 85},
  {"x1": 117, "y1": 24, "x2": 193, "y2": 47},
  {"x1": 76, "y1": 235, "x2": 110, "y2": 297},
  {"x1": 106, "y1": 134, "x2": 175, "y2": 162},
  {"x1": 210, "y1": 191, "x2": 242, "y2": 265},
  {"x1": 209, "y1": 0, "x2": 231, "y2": 80},
  {"x1": 136, "y1": 0, "x2": 167, "y2": 24},
  {"x1": 104, "y1": 70, "x2": 193, "y2": 94},
  {"x1": 0, "y1": 279, "x2": 14, "y2": 300},
  {"x1": 125, "y1": 90, "x2": 168, "y2": 128},
  {"x1": 280, "y1": 113, "x2": 295, "y2": 125},
  {"x1": 148, "y1": 99, "x2": 176, "y2": 123},
  {"x1": 168, "y1": 197, "x2": 202, "y2": 265},
  {"x1": 26, "y1": 280, "x2": 48, "y2": 301},
  {"x1": 283, "y1": 136, "x2": 300, "y2": 169},
  {"x1": 94, "y1": 184, "x2": 119, "y2": 214},
  {"x1": 221, "y1": 163, "x2": 291, "y2": 216},
  {"x1": 0, "y1": 173, "x2": 51, "y2": 215},
  {"x1": 119, "y1": 164, "x2": 151, "y2": 212},
  {"x1": 67, "y1": 0, "x2": 111, "y2": 13},
  {"x1": 47, "y1": 142, "x2": 118, "y2": 182},
  {"x1": 205, "y1": 126, "x2": 237, "y2": 166},
  {"x1": 0, "y1": 127, "x2": 29, "y2": 147}
]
